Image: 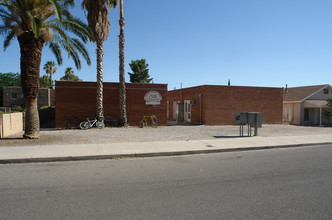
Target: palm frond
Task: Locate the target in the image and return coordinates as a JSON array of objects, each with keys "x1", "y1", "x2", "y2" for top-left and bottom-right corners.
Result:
[
  {"x1": 27, "y1": 11, "x2": 42, "y2": 38},
  {"x1": 0, "y1": 24, "x2": 9, "y2": 35},
  {"x1": 0, "y1": 7, "x2": 12, "y2": 19},
  {"x1": 60, "y1": 17, "x2": 91, "y2": 42},
  {"x1": 62, "y1": 0, "x2": 75, "y2": 7},
  {"x1": 70, "y1": 38, "x2": 91, "y2": 65},
  {"x1": 49, "y1": 0, "x2": 62, "y2": 20},
  {"x1": 0, "y1": 0, "x2": 12, "y2": 7},
  {"x1": 50, "y1": 23, "x2": 71, "y2": 55},
  {"x1": 3, "y1": 29, "x2": 15, "y2": 50},
  {"x1": 107, "y1": 0, "x2": 118, "y2": 9},
  {"x1": 67, "y1": 47, "x2": 81, "y2": 70},
  {"x1": 0, "y1": 0, "x2": 91, "y2": 70},
  {"x1": 48, "y1": 41, "x2": 63, "y2": 65}
]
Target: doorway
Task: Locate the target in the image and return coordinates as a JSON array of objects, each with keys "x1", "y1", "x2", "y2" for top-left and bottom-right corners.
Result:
[{"x1": 184, "y1": 100, "x2": 191, "y2": 122}]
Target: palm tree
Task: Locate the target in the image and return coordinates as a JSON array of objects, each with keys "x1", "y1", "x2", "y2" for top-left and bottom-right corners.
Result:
[
  {"x1": 43, "y1": 61, "x2": 57, "y2": 88},
  {"x1": 118, "y1": 0, "x2": 127, "y2": 126},
  {"x1": 82, "y1": 0, "x2": 118, "y2": 124},
  {"x1": 0, "y1": 0, "x2": 92, "y2": 139},
  {"x1": 65, "y1": 67, "x2": 74, "y2": 75},
  {"x1": 60, "y1": 67, "x2": 82, "y2": 81}
]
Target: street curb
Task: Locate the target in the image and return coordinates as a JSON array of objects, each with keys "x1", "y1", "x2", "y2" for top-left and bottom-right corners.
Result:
[{"x1": 0, "y1": 142, "x2": 331, "y2": 164}]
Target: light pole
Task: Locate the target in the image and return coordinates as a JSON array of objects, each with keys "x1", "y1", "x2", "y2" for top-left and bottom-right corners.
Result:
[{"x1": 118, "y1": 0, "x2": 128, "y2": 126}]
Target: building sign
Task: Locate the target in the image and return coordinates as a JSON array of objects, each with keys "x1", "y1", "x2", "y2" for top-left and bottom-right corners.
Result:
[{"x1": 144, "y1": 91, "x2": 162, "y2": 105}]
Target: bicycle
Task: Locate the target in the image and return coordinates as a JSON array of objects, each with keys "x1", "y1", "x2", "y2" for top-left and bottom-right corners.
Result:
[
  {"x1": 137, "y1": 114, "x2": 158, "y2": 128},
  {"x1": 80, "y1": 118, "x2": 105, "y2": 130}
]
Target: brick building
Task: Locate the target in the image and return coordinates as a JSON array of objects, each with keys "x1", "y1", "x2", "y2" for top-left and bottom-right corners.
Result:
[
  {"x1": 55, "y1": 81, "x2": 167, "y2": 128},
  {"x1": 167, "y1": 85, "x2": 283, "y2": 125},
  {"x1": 1, "y1": 86, "x2": 55, "y2": 108}
]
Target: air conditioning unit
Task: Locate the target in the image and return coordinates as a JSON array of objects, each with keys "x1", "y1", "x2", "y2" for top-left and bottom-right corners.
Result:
[{"x1": 190, "y1": 100, "x2": 197, "y2": 105}]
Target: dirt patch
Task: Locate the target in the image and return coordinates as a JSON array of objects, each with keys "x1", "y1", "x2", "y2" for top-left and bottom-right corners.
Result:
[{"x1": 1, "y1": 124, "x2": 332, "y2": 147}]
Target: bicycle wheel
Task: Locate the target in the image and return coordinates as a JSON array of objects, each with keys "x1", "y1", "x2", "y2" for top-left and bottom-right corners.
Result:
[
  {"x1": 150, "y1": 117, "x2": 158, "y2": 128},
  {"x1": 137, "y1": 119, "x2": 144, "y2": 128},
  {"x1": 80, "y1": 122, "x2": 89, "y2": 130},
  {"x1": 96, "y1": 121, "x2": 105, "y2": 129}
]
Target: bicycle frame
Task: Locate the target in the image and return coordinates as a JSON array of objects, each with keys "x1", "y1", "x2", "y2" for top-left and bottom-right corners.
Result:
[
  {"x1": 137, "y1": 114, "x2": 158, "y2": 128},
  {"x1": 86, "y1": 118, "x2": 97, "y2": 127},
  {"x1": 80, "y1": 118, "x2": 105, "y2": 129}
]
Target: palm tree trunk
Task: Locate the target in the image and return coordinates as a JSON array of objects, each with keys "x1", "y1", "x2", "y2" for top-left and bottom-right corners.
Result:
[
  {"x1": 50, "y1": 74, "x2": 53, "y2": 88},
  {"x1": 18, "y1": 32, "x2": 44, "y2": 139},
  {"x1": 96, "y1": 39, "x2": 104, "y2": 123},
  {"x1": 118, "y1": 0, "x2": 128, "y2": 127}
]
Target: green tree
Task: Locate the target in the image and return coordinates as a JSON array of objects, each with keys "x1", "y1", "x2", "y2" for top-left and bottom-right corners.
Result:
[
  {"x1": 60, "y1": 67, "x2": 82, "y2": 81},
  {"x1": 82, "y1": 0, "x2": 118, "y2": 124},
  {"x1": 128, "y1": 59, "x2": 153, "y2": 83},
  {"x1": 43, "y1": 61, "x2": 57, "y2": 88},
  {"x1": 0, "y1": 72, "x2": 21, "y2": 87},
  {"x1": 322, "y1": 98, "x2": 332, "y2": 123},
  {"x1": 0, "y1": 0, "x2": 92, "y2": 139},
  {"x1": 39, "y1": 75, "x2": 53, "y2": 88}
]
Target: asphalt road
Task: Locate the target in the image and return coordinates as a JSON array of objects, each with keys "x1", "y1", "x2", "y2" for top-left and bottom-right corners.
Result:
[{"x1": 0, "y1": 145, "x2": 331, "y2": 219}]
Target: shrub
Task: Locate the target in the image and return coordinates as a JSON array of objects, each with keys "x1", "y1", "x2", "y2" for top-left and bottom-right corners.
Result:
[
  {"x1": 11, "y1": 106, "x2": 25, "y2": 112},
  {"x1": 39, "y1": 106, "x2": 55, "y2": 110}
]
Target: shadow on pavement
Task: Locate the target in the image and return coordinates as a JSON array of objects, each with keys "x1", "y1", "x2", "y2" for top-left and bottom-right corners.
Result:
[{"x1": 213, "y1": 136, "x2": 248, "y2": 139}]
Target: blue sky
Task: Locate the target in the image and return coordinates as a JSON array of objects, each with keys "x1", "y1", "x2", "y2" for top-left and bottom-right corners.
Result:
[{"x1": 1, "y1": 0, "x2": 332, "y2": 90}]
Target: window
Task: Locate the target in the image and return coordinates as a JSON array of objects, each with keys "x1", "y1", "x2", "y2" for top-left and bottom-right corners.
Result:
[
  {"x1": 323, "y1": 89, "x2": 329, "y2": 94},
  {"x1": 19, "y1": 94, "x2": 24, "y2": 99},
  {"x1": 304, "y1": 109, "x2": 309, "y2": 121},
  {"x1": 11, "y1": 93, "x2": 17, "y2": 99}
]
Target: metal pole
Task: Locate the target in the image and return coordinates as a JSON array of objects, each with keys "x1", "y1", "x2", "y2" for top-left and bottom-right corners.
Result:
[
  {"x1": 199, "y1": 93, "x2": 202, "y2": 125},
  {"x1": 320, "y1": 107, "x2": 322, "y2": 126},
  {"x1": 180, "y1": 83, "x2": 183, "y2": 103},
  {"x1": 241, "y1": 124, "x2": 243, "y2": 136},
  {"x1": 254, "y1": 124, "x2": 258, "y2": 136}
]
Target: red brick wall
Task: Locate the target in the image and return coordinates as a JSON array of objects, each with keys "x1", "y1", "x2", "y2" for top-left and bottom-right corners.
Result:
[
  {"x1": 55, "y1": 81, "x2": 167, "y2": 128},
  {"x1": 167, "y1": 86, "x2": 206, "y2": 124},
  {"x1": 167, "y1": 85, "x2": 283, "y2": 125}
]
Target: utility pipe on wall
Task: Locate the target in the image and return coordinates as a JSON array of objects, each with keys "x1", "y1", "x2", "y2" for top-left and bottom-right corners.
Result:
[
  {"x1": 180, "y1": 83, "x2": 183, "y2": 103},
  {"x1": 199, "y1": 93, "x2": 202, "y2": 125}
]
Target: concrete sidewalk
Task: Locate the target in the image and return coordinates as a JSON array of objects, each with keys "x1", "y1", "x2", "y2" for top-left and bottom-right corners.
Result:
[{"x1": 1, "y1": 134, "x2": 332, "y2": 164}]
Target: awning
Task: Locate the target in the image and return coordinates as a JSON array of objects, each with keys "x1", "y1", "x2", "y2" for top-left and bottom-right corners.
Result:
[{"x1": 303, "y1": 100, "x2": 329, "y2": 108}]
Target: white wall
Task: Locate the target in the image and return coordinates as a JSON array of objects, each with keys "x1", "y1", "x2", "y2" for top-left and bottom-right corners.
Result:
[{"x1": 0, "y1": 113, "x2": 23, "y2": 138}]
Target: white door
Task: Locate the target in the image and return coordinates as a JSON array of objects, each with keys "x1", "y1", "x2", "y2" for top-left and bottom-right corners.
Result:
[
  {"x1": 184, "y1": 100, "x2": 191, "y2": 122},
  {"x1": 283, "y1": 108, "x2": 292, "y2": 122},
  {"x1": 314, "y1": 108, "x2": 320, "y2": 124},
  {"x1": 172, "y1": 101, "x2": 177, "y2": 120}
]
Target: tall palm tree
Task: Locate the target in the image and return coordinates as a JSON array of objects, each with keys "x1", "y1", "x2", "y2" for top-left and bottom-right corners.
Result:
[
  {"x1": 43, "y1": 61, "x2": 57, "y2": 88},
  {"x1": 118, "y1": 0, "x2": 127, "y2": 126},
  {"x1": 0, "y1": 0, "x2": 91, "y2": 139},
  {"x1": 82, "y1": 0, "x2": 118, "y2": 124}
]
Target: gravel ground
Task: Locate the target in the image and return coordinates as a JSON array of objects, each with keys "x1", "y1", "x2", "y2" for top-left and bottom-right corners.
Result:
[{"x1": 1, "y1": 123, "x2": 332, "y2": 147}]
